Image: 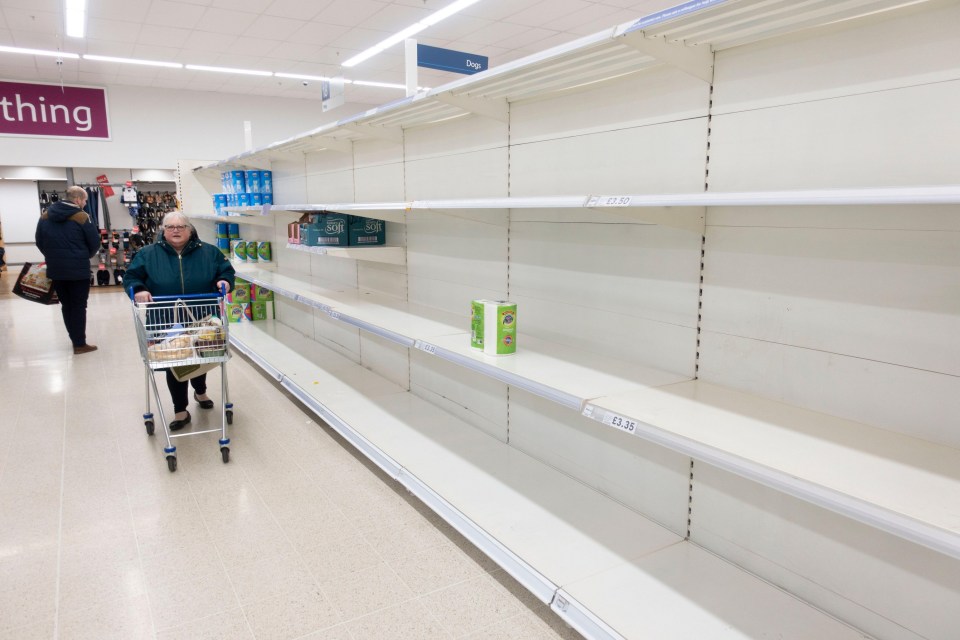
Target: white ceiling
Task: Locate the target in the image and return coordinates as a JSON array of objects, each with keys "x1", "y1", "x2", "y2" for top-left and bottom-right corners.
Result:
[{"x1": 0, "y1": 0, "x2": 679, "y2": 105}]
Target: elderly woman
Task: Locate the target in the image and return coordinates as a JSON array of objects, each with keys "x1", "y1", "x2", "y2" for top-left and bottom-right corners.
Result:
[{"x1": 124, "y1": 212, "x2": 235, "y2": 431}]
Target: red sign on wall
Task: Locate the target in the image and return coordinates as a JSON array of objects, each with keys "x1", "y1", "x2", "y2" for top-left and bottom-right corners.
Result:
[{"x1": 0, "y1": 80, "x2": 110, "y2": 139}]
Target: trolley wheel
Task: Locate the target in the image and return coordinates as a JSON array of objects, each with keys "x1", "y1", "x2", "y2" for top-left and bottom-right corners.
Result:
[
  {"x1": 221, "y1": 447, "x2": 230, "y2": 463},
  {"x1": 166, "y1": 455, "x2": 177, "y2": 472},
  {"x1": 226, "y1": 410, "x2": 233, "y2": 425},
  {"x1": 144, "y1": 420, "x2": 155, "y2": 436}
]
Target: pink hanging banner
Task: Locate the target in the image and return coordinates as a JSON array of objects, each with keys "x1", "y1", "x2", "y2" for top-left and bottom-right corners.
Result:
[{"x1": 0, "y1": 80, "x2": 110, "y2": 140}]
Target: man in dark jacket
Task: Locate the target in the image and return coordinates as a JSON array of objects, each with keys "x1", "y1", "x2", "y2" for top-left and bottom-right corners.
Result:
[{"x1": 35, "y1": 186, "x2": 100, "y2": 354}]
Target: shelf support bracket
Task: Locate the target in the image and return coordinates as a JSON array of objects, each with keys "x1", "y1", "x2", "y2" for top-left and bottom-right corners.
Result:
[
  {"x1": 343, "y1": 122, "x2": 404, "y2": 144},
  {"x1": 304, "y1": 136, "x2": 354, "y2": 154},
  {"x1": 433, "y1": 94, "x2": 509, "y2": 123},
  {"x1": 619, "y1": 32, "x2": 714, "y2": 83}
]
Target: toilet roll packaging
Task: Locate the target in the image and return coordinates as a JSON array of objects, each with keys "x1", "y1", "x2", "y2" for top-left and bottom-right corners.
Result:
[{"x1": 471, "y1": 300, "x2": 517, "y2": 356}]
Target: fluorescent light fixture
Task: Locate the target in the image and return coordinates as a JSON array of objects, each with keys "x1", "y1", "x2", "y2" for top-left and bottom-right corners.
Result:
[
  {"x1": 0, "y1": 45, "x2": 80, "y2": 59},
  {"x1": 275, "y1": 72, "x2": 333, "y2": 82},
  {"x1": 185, "y1": 64, "x2": 273, "y2": 77},
  {"x1": 351, "y1": 79, "x2": 429, "y2": 90},
  {"x1": 84, "y1": 54, "x2": 182, "y2": 68},
  {"x1": 65, "y1": 0, "x2": 86, "y2": 38},
  {"x1": 343, "y1": 0, "x2": 482, "y2": 68}
]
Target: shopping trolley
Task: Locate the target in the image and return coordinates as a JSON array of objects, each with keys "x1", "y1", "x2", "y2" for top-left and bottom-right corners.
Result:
[{"x1": 131, "y1": 290, "x2": 234, "y2": 472}]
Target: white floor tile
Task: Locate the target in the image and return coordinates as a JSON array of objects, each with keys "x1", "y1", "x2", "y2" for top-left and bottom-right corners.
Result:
[{"x1": 0, "y1": 279, "x2": 582, "y2": 639}]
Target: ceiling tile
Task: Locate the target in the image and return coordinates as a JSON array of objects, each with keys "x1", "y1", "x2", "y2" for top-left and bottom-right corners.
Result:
[
  {"x1": 360, "y1": 3, "x2": 430, "y2": 31},
  {"x1": 87, "y1": 17, "x2": 142, "y2": 44},
  {"x1": 0, "y1": 27, "x2": 12, "y2": 43},
  {"x1": 457, "y1": 21, "x2": 531, "y2": 47},
  {"x1": 211, "y1": 0, "x2": 272, "y2": 11},
  {"x1": 286, "y1": 21, "x2": 353, "y2": 47},
  {"x1": 136, "y1": 25, "x2": 192, "y2": 48},
  {"x1": 133, "y1": 43, "x2": 184, "y2": 61},
  {"x1": 179, "y1": 51, "x2": 221, "y2": 66},
  {"x1": 541, "y1": 3, "x2": 623, "y2": 32},
  {"x1": 264, "y1": 0, "x2": 331, "y2": 21},
  {"x1": 242, "y1": 14, "x2": 305, "y2": 40},
  {"x1": 314, "y1": 0, "x2": 391, "y2": 28},
  {"x1": 263, "y1": 41, "x2": 326, "y2": 63},
  {"x1": 328, "y1": 27, "x2": 391, "y2": 52},
  {"x1": 223, "y1": 36, "x2": 281, "y2": 57},
  {"x1": 89, "y1": 0, "x2": 152, "y2": 22},
  {"x1": 212, "y1": 53, "x2": 273, "y2": 71},
  {"x1": 11, "y1": 30, "x2": 66, "y2": 51},
  {"x1": 82, "y1": 39, "x2": 137, "y2": 57},
  {"x1": 183, "y1": 29, "x2": 238, "y2": 53},
  {"x1": 426, "y1": 14, "x2": 493, "y2": 43},
  {"x1": 508, "y1": 0, "x2": 594, "y2": 27},
  {"x1": 2, "y1": 0, "x2": 61, "y2": 12},
  {"x1": 3, "y1": 8, "x2": 61, "y2": 34},
  {"x1": 194, "y1": 8, "x2": 260, "y2": 35},
  {"x1": 143, "y1": 1, "x2": 207, "y2": 30},
  {"x1": 460, "y1": 0, "x2": 526, "y2": 22}
]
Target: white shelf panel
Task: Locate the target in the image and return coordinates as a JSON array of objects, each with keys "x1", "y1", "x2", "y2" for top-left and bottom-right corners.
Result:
[
  {"x1": 422, "y1": 333, "x2": 688, "y2": 411},
  {"x1": 234, "y1": 266, "x2": 687, "y2": 410},
  {"x1": 216, "y1": 186, "x2": 960, "y2": 225},
  {"x1": 190, "y1": 212, "x2": 276, "y2": 227},
  {"x1": 228, "y1": 320, "x2": 868, "y2": 640},
  {"x1": 284, "y1": 243, "x2": 406, "y2": 265},
  {"x1": 585, "y1": 380, "x2": 960, "y2": 561},
  {"x1": 229, "y1": 203, "x2": 408, "y2": 225},
  {"x1": 556, "y1": 542, "x2": 865, "y2": 640}
]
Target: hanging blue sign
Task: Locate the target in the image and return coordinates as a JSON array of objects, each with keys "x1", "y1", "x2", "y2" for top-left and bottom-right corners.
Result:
[{"x1": 417, "y1": 44, "x2": 488, "y2": 75}]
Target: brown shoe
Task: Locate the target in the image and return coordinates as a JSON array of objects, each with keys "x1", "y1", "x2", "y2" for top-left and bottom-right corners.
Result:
[{"x1": 73, "y1": 344, "x2": 98, "y2": 354}]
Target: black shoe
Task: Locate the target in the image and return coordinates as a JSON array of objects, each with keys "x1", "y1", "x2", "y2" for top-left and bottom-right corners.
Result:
[
  {"x1": 169, "y1": 411, "x2": 191, "y2": 431},
  {"x1": 194, "y1": 393, "x2": 214, "y2": 410}
]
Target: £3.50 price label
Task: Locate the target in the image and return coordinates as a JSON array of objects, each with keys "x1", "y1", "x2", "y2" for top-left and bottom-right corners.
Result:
[
  {"x1": 587, "y1": 195, "x2": 633, "y2": 207},
  {"x1": 602, "y1": 412, "x2": 638, "y2": 434}
]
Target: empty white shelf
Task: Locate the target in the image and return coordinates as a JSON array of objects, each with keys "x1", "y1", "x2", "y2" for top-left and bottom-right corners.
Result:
[
  {"x1": 232, "y1": 265, "x2": 688, "y2": 410},
  {"x1": 584, "y1": 381, "x2": 960, "y2": 561},
  {"x1": 228, "y1": 203, "x2": 408, "y2": 225},
  {"x1": 284, "y1": 243, "x2": 406, "y2": 265},
  {"x1": 190, "y1": 212, "x2": 276, "y2": 227},
  {"x1": 228, "y1": 320, "x2": 864, "y2": 640}
]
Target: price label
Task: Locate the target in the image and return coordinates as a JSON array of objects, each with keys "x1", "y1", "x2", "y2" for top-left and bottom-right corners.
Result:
[
  {"x1": 260, "y1": 204, "x2": 271, "y2": 216},
  {"x1": 601, "y1": 411, "x2": 638, "y2": 434},
  {"x1": 415, "y1": 341, "x2": 437, "y2": 355},
  {"x1": 329, "y1": 310, "x2": 341, "y2": 320},
  {"x1": 587, "y1": 195, "x2": 632, "y2": 207}
]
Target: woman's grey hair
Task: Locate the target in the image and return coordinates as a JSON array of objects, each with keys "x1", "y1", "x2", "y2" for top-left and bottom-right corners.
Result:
[{"x1": 161, "y1": 211, "x2": 192, "y2": 229}]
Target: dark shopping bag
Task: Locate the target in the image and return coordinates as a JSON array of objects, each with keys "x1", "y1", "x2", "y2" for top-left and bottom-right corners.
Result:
[{"x1": 13, "y1": 262, "x2": 59, "y2": 305}]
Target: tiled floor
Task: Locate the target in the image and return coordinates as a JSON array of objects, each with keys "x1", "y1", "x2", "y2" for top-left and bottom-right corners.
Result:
[{"x1": 0, "y1": 273, "x2": 584, "y2": 640}]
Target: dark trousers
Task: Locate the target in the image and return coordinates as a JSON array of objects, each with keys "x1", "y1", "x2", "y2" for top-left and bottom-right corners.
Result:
[
  {"x1": 165, "y1": 371, "x2": 207, "y2": 413},
  {"x1": 52, "y1": 279, "x2": 91, "y2": 347}
]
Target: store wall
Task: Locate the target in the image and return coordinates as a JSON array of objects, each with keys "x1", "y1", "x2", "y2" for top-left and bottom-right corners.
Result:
[{"x1": 1, "y1": 84, "x2": 346, "y2": 170}]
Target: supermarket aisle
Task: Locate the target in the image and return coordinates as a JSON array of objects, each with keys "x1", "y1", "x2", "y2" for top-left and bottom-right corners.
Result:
[{"x1": 0, "y1": 274, "x2": 582, "y2": 640}]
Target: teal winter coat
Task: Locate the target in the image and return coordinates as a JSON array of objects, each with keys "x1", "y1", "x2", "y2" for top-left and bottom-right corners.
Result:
[{"x1": 124, "y1": 231, "x2": 235, "y2": 298}]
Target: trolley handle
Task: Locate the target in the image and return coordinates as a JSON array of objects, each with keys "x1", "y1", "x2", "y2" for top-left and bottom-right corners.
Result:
[
  {"x1": 129, "y1": 284, "x2": 228, "y2": 301},
  {"x1": 130, "y1": 287, "x2": 227, "y2": 302}
]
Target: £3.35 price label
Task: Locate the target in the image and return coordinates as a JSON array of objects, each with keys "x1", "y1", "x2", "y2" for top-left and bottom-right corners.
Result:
[
  {"x1": 602, "y1": 412, "x2": 638, "y2": 434},
  {"x1": 414, "y1": 340, "x2": 437, "y2": 355}
]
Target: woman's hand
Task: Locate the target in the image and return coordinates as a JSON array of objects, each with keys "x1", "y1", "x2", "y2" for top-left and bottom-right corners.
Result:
[
  {"x1": 216, "y1": 280, "x2": 231, "y2": 295},
  {"x1": 134, "y1": 290, "x2": 153, "y2": 303}
]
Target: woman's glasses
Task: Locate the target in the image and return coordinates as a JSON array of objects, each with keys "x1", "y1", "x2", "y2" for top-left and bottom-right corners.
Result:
[{"x1": 164, "y1": 225, "x2": 188, "y2": 231}]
